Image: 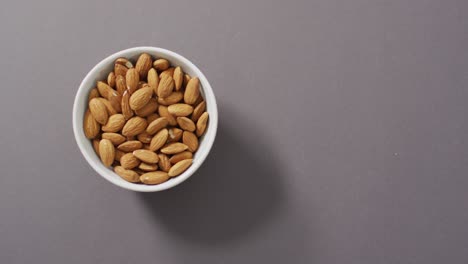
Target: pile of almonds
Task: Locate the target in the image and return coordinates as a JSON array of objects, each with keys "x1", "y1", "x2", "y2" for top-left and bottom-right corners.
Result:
[{"x1": 83, "y1": 53, "x2": 209, "y2": 185}]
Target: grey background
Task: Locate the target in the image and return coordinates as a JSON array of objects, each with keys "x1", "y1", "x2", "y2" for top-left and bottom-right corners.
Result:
[{"x1": 0, "y1": 0, "x2": 467, "y2": 263}]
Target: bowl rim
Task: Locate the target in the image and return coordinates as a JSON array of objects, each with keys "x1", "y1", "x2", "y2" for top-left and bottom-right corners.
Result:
[{"x1": 72, "y1": 46, "x2": 218, "y2": 192}]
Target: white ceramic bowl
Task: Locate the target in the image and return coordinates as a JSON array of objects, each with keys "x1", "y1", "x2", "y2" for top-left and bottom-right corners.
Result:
[{"x1": 73, "y1": 47, "x2": 218, "y2": 192}]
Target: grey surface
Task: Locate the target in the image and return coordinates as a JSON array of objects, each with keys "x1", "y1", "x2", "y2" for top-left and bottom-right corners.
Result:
[{"x1": 0, "y1": 0, "x2": 467, "y2": 263}]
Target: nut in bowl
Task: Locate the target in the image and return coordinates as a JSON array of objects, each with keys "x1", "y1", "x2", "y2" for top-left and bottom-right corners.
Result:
[{"x1": 73, "y1": 47, "x2": 218, "y2": 192}]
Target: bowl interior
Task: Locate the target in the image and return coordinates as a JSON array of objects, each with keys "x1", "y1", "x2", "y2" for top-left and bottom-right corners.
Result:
[{"x1": 73, "y1": 47, "x2": 217, "y2": 192}]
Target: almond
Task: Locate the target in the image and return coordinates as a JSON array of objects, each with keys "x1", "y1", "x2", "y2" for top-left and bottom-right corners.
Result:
[
  {"x1": 129, "y1": 87, "x2": 152, "y2": 110},
  {"x1": 138, "y1": 163, "x2": 158, "y2": 172},
  {"x1": 168, "y1": 159, "x2": 193, "y2": 177},
  {"x1": 161, "y1": 142, "x2": 188, "y2": 154},
  {"x1": 193, "y1": 93, "x2": 204, "y2": 106},
  {"x1": 88, "y1": 88, "x2": 100, "y2": 102},
  {"x1": 115, "y1": 75, "x2": 126, "y2": 95},
  {"x1": 184, "y1": 77, "x2": 200, "y2": 104},
  {"x1": 137, "y1": 132, "x2": 152, "y2": 144},
  {"x1": 159, "y1": 67, "x2": 175, "y2": 78},
  {"x1": 157, "y1": 74, "x2": 174, "y2": 98},
  {"x1": 133, "y1": 149, "x2": 159, "y2": 163},
  {"x1": 146, "y1": 113, "x2": 160, "y2": 124},
  {"x1": 147, "y1": 68, "x2": 159, "y2": 93},
  {"x1": 183, "y1": 131, "x2": 199, "y2": 152},
  {"x1": 84, "y1": 110, "x2": 100, "y2": 139},
  {"x1": 108, "y1": 91, "x2": 122, "y2": 113},
  {"x1": 97, "y1": 98, "x2": 117, "y2": 115},
  {"x1": 183, "y1": 74, "x2": 191, "y2": 88},
  {"x1": 149, "y1": 128, "x2": 168, "y2": 151},
  {"x1": 168, "y1": 127, "x2": 183, "y2": 142},
  {"x1": 153, "y1": 59, "x2": 170, "y2": 71},
  {"x1": 121, "y1": 90, "x2": 134, "y2": 120},
  {"x1": 196, "y1": 112, "x2": 209, "y2": 136},
  {"x1": 114, "y1": 63, "x2": 128, "y2": 76},
  {"x1": 168, "y1": 103, "x2": 193, "y2": 117},
  {"x1": 191, "y1": 101, "x2": 206, "y2": 122},
  {"x1": 93, "y1": 139, "x2": 100, "y2": 155},
  {"x1": 99, "y1": 139, "x2": 115, "y2": 167},
  {"x1": 140, "y1": 171, "x2": 169, "y2": 185},
  {"x1": 126, "y1": 68, "x2": 139, "y2": 94},
  {"x1": 135, "y1": 53, "x2": 152, "y2": 78},
  {"x1": 177, "y1": 117, "x2": 196, "y2": 132},
  {"x1": 157, "y1": 91, "x2": 183, "y2": 106},
  {"x1": 115, "y1": 57, "x2": 134, "y2": 69},
  {"x1": 135, "y1": 98, "x2": 158, "y2": 117},
  {"x1": 114, "y1": 166, "x2": 140, "y2": 183},
  {"x1": 173, "y1": 66, "x2": 183, "y2": 91},
  {"x1": 169, "y1": 151, "x2": 193, "y2": 164},
  {"x1": 138, "y1": 81, "x2": 148, "y2": 89},
  {"x1": 146, "y1": 117, "x2": 168, "y2": 135},
  {"x1": 115, "y1": 150, "x2": 125, "y2": 161},
  {"x1": 122, "y1": 116, "x2": 147, "y2": 137},
  {"x1": 158, "y1": 154, "x2": 171, "y2": 172},
  {"x1": 117, "y1": 140, "x2": 143, "y2": 152},
  {"x1": 97, "y1": 81, "x2": 114, "y2": 99},
  {"x1": 107, "y1": 72, "x2": 116, "y2": 88},
  {"x1": 120, "y1": 153, "x2": 140, "y2": 169},
  {"x1": 158, "y1": 106, "x2": 177, "y2": 126},
  {"x1": 89, "y1": 98, "x2": 108, "y2": 125},
  {"x1": 102, "y1": 114, "x2": 125, "y2": 132},
  {"x1": 102, "y1": 132, "x2": 126, "y2": 145}
]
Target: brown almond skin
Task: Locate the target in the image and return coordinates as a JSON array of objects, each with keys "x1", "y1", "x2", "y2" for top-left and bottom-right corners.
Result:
[
  {"x1": 157, "y1": 74, "x2": 174, "y2": 98},
  {"x1": 147, "y1": 68, "x2": 159, "y2": 93},
  {"x1": 97, "y1": 81, "x2": 114, "y2": 99},
  {"x1": 89, "y1": 98, "x2": 108, "y2": 125},
  {"x1": 114, "y1": 63, "x2": 128, "y2": 76},
  {"x1": 153, "y1": 59, "x2": 170, "y2": 71},
  {"x1": 191, "y1": 101, "x2": 206, "y2": 122},
  {"x1": 115, "y1": 150, "x2": 125, "y2": 161},
  {"x1": 140, "y1": 171, "x2": 169, "y2": 185},
  {"x1": 133, "y1": 149, "x2": 159, "y2": 164},
  {"x1": 108, "y1": 91, "x2": 122, "y2": 113},
  {"x1": 161, "y1": 142, "x2": 189, "y2": 155},
  {"x1": 135, "y1": 98, "x2": 158, "y2": 117},
  {"x1": 168, "y1": 159, "x2": 193, "y2": 177},
  {"x1": 139, "y1": 163, "x2": 158, "y2": 172},
  {"x1": 158, "y1": 106, "x2": 177, "y2": 126},
  {"x1": 183, "y1": 131, "x2": 199, "y2": 152},
  {"x1": 173, "y1": 66, "x2": 183, "y2": 91},
  {"x1": 126, "y1": 68, "x2": 139, "y2": 94},
  {"x1": 149, "y1": 128, "x2": 168, "y2": 151},
  {"x1": 102, "y1": 132, "x2": 126, "y2": 145},
  {"x1": 93, "y1": 139, "x2": 100, "y2": 155},
  {"x1": 157, "y1": 91, "x2": 183, "y2": 106},
  {"x1": 115, "y1": 57, "x2": 133, "y2": 68},
  {"x1": 168, "y1": 128, "x2": 183, "y2": 142},
  {"x1": 183, "y1": 74, "x2": 191, "y2": 88},
  {"x1": 117, "y1": 140, "x2": 143, "y2": 152},
  {"x1": 135, "y1": 53, "x2": 153, "y2": 78},
  {"x1": 84, "y1": 110, "x2": 100, "y2": 139},
  {"x1": 146, "y1": 113, "x2": 160, "y2": 124},
  {"x1": 115, "y1": 166, "x2": 140, "y2": 183},
  {"x1": 97, "y1": 98, "x2": 117, "y2": 115},
  {"x1": 159, "y1": 67, "x2": 175, "y2": 78},
  {"x1": 107, "y1": 72, "x2": 116, "y2": 88},
  {"x1": 168, "y1": 104, "x2": 194, "y2": 117},
  {"x1": 120, "y1": 153, "x2": 140, "y2": 169},
  {"x1": 184, "y1": 77, "x2": 200, "y2": 105},
  {"x1": 122, "y1": 117, "x2": 147, "y2": 137},
  {"x1": 137, "y1": 132, "x2": 153, "y2": 144},
  {"x1": 115, "y1": 75, "x2": 126, "y2": 95},
  {"x1": 177, "y1": 117, "x2": 196, "y2": 132},
  {"x1": 121, "y1": 90, "x2": 134, "y2": 120},
  {"x1": 102, "y1": 114, "x2": 125, "y2": 132},
  {"x1": 129, "y1": 87, "x2": 152, "y2": 110},
  {"x1": 169, "y1": 151, "x2": 193, "y2": 164},
  {"x1": 196, "y1": 112, "x2": 209, "y2": 136},
  {"x1": 158, "y1": 154, "x2": 171, "y2": 172},
  {"x1": 146, "y1": 117, "x2": 168, "y2": 135},
  {"x1": 99, "y1": 139, "x2": 115, "y2": 167},
  {"x1": 88, "y1": 88, "x2": 100, "y2": 102}
]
